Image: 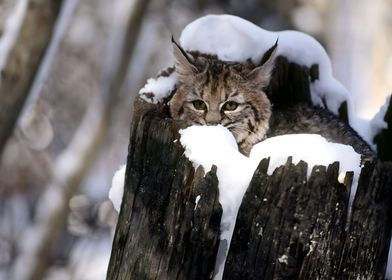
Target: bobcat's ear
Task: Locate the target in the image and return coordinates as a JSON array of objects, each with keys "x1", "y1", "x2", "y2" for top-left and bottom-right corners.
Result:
[
  {"x1": 247, "y1": 39, "x2": 278, "y2": 89},
  {"x1": 172, "y1": 36, "x2": 197, "y2": 83}
]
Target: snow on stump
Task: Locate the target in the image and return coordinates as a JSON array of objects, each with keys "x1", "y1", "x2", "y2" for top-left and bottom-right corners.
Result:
[{"x1": 107, "y1": 15, "x2": 392, "y2": 280}]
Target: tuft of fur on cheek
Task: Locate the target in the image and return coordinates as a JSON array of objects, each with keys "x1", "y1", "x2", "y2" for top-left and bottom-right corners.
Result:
[
  {"x1": 222, "y1": 104, "x2": 269, "y2": 155},
  {"x1": 224, "y1": 118, "x2": 251, "y2": 140}
]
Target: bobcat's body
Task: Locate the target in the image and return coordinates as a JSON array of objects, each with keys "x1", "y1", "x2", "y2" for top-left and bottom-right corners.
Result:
[
  {"x1": 269, "y1": 104, "x2": 374, "y2": 159},
  {"x1": 169, "y1": 39, "x2": 374, "y2": 159}
]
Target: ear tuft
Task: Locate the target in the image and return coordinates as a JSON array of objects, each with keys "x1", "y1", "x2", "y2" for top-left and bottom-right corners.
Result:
[
  {"x1": 259, "y1": 38, "x2": 278, "y2": 66},
  {"x1": 172, "y1": 36, "x2": 197, "y2": 83},
  {"x1": 247, "y1": 39, "x2": 278, "y2": 88}
]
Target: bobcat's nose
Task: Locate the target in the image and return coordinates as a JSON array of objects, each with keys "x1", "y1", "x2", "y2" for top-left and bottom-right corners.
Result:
[{"x1": 205, "y1": 111, "x2": 221, "y2": 125}]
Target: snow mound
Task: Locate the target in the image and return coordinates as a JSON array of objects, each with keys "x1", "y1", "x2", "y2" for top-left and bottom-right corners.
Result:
[
  {"x1": 139, "y1": 14, "x2": 349, "y2": 116},
  {"x1": 179, "y1": 125, "x2": 361, "y2": 279},
  {"x1": 137, "y1": 14, "x2": 391, "y2": 151},
  {"x1": 250, "y1": 134, "x2": 361, "y2": 180}
]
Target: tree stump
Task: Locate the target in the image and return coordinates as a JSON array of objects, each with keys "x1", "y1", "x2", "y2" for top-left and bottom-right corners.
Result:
[
  {"x1": 107, "y1": 103, "x2": 222, "y2": 280},
  {"x1": 107, "y1": 58, "x2": 392, "y2": 280}
]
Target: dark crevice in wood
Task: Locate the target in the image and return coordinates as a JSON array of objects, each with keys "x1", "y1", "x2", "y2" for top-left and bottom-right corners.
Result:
[
  {"x1": 309, "y1": 64, "x2": 319, "y2": 82},
  {"x1": 374, "y1": 95, "x2": 392, "y2": 161},
  {"x1": 338, "y1": 101, "x2": 349, "y2": 124}
]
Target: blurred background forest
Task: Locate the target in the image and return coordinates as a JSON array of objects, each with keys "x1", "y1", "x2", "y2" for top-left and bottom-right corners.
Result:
[{"x1": 0, "y1": 0, "x2": 391, "y2": 279}]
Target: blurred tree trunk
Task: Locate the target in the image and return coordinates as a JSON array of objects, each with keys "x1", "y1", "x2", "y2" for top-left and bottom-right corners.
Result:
[
  {"x1": 10, "y1": 0, "x2": 152, "y2": 280},
  {"x1": 0, "y1": 0, "x2": 63, "y2": 157}
]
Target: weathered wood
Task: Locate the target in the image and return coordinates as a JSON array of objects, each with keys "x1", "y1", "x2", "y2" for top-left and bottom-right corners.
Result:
[
  {"x1": 0, "y1": 0, "x2": 63, "y2": 156},
  {"x1": 338, "y1": 161, "x2": 392, "y2": 279},
  {"x1": 107, "y1": 102, "x2": 222, "y2": 280},
  {"x1": 224, "y1": 159, "x2": 392, "y2": 279},
  {"x1": 224, "y1": 159, "x2": 351, "y2": 279},
  {"x1": 296, "y1": 165, "x2": 351, "y2": 279}
]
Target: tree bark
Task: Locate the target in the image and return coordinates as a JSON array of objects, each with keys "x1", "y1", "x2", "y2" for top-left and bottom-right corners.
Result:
[
  {"x1": 0, "y1": 0, "x2": 63, "y2": 157},
  {"x1": 107, "y1": 102, "x2": 222, "y2": 280},
  {"x1": 225, "y1": 160, "x2": 392, "y2": 279},
  {"x1": 224, "y1": 160, "x2": 351, "y2": 279}
]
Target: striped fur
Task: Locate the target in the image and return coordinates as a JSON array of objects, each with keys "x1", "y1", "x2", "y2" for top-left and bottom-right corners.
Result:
[{"x1": 170, "y1": 40, "x2": 276, "y2": 155}]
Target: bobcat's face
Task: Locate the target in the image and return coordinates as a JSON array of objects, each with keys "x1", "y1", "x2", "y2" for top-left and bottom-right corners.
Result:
[{"x1": 170, "y1": 39, "x2": 277, "y2": 155}]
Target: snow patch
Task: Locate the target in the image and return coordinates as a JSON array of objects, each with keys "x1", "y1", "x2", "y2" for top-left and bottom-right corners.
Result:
[
  {"x1": 249, "y1": 134, "x2": 360, "y2": 178},
  {"x1": 179, "y1": 125, "x2": 361, "y2": 279},
  {"x1": 139, "y1": 74, "x2": 176, "y2": 104},
  {"x1": 194, "y1": 195, "x2": 201, "y2": 210},
  {"x1": 109, "y1": 165, "x2": 126, "y2": 212},
  {"x1": 349, "y1": 95, "x2": 390, "y2": 150},
  {"x1": 278, "y1": 254, "x2": 289, "y2": 264}
]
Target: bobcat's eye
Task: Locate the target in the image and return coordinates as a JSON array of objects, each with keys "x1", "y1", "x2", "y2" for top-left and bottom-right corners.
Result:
[
  {"x1": 192, "y1": 100, "x2": 207, "y2": 111},
  {"x1": 222, "y1": 101, "x2": 239, "y2": 111}
]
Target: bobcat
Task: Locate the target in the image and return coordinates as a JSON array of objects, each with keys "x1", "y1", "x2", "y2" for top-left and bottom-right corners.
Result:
[{"x1": 169, "y1": 38, "x2": 374, "y2": 160}]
